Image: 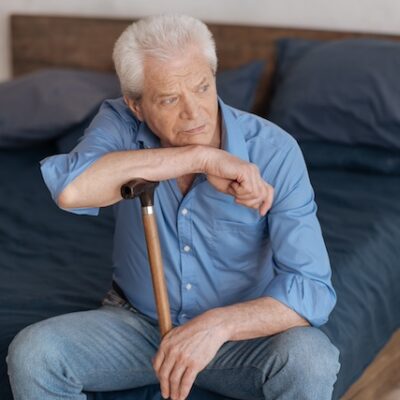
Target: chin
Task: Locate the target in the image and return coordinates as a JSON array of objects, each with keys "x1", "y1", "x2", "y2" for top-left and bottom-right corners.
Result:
[
  {"x1": 184, "y1": 134, "x2": 213, "y2": 147},
  {"x1": 180, "y1": 129, "x2": 217, "y2": 146}
]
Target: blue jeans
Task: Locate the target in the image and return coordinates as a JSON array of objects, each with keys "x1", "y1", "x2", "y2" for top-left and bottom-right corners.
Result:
[{"x1": 6, "y1": 288, "x2": 340, "y2": 400}]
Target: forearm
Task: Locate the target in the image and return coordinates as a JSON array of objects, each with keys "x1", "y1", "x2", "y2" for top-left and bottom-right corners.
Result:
[
  {"x1": 208, "y1": 296, "x2": 310, "y2": 342},
  {"x1": 58, "y1": 144, "x2": 206, "y2": 209}
]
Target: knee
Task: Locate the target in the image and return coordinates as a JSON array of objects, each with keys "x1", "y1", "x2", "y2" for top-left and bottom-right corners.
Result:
[
  {"x1": 277, "y1": 327, "x2": 340, "y2": 387},
  {"x1": 7, "y1": 321, "x2": 62, "y2": 380}
]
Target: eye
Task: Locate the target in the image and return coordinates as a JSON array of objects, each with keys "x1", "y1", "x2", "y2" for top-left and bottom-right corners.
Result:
[
  {"x1": 198, "y1": 84, "x2": 209, "y2": 93},
  {"x1": 160, "y1": 97, "x2": 178, "y2": 106}
]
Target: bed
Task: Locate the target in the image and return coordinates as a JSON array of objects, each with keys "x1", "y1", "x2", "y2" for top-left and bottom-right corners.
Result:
[{"x1": 1, "y1": 14, "x2": 400, "y2": 400}]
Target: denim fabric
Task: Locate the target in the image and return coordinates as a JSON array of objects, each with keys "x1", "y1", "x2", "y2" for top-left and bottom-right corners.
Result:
[{"x1": 7, "y1": 288, "x2": 340, "y2": 400}]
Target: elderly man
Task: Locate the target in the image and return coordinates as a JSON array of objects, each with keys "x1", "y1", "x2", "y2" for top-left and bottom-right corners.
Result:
[{"x1": 7, "y1": 14, "x2": 340, "y2": 400}]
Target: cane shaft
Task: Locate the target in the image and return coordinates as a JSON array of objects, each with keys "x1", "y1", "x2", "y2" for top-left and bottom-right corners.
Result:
[{"x1": 142, "y1": 211, "x2": 172, "y2": 337}]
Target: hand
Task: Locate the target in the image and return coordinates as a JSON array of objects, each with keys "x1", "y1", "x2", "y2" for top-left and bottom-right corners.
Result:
[
  {"x1": 203, "y1": 149, "x2": 274, "y2": 216},
  {"x1": 152, "y1": 310, "x2": 227, "y2": 400}
]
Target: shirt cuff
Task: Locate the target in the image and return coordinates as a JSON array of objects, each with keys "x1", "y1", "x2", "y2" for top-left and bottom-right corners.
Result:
[
  {"x1": 264, "y1": 273, "x2": 337, "y2": 328},
  {"x1": 39, "y1": 154, "x2": 100, "y2": 216}
]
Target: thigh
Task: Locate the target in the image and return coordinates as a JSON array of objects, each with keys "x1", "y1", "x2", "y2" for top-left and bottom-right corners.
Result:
[
  {"x1": 8, "y1": 303, "x2": 161, "y2": 392},
  {"x1": 195, "y1": 326, "x2": 339, "y2": 400}
]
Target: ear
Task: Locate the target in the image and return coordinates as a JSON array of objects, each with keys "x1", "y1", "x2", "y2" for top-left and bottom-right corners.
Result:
[{"x1": 124, "y1": 95, "x2": 144, "y2": 122}]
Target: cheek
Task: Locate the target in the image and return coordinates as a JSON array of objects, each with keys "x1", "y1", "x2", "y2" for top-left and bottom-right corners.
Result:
[
  {"x1": 204, "y1": 88, "x2": 218, "y2": 109},
  {"x1": 153, "y1": 112, "x2": 179, "y2": 135},
  {"x1": 204, "y1": 98, "x2": 218, "y2": 119}
]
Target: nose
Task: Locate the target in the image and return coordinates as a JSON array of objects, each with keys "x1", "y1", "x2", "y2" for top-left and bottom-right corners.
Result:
[{"x1": 179, "y1": 94, "x2": 199, "y2": 120}]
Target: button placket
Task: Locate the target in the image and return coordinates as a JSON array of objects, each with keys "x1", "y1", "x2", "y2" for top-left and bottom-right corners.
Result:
[{"x1": 177, "y1": 195, "x2": 197, "y2": 321}]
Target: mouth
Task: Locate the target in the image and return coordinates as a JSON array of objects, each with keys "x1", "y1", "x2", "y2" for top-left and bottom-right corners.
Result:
[{"x1": 182, "y1": 124, "x2": 206, "y2": 134}]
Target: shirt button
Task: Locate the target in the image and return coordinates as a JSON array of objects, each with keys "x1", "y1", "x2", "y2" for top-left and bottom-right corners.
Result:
[
  {"x1": 183, "y1": 245, "x2": 191, "y2": 252},
  {"x1": 185, "y1": 283, "x2": 192, "y2": 290},
  {"x1": 181, "y1": 208, "x2": 188, "y2": 216}
]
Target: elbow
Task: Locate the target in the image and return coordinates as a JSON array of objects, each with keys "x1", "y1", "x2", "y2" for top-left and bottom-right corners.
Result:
[{"x1": 57, "y1": 185, "x2": 75, "y2": 209}]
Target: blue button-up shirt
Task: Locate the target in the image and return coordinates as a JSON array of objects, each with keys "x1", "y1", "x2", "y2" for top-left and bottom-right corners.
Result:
[{"x1": 40, "y1": 97, "x2": 336, "y2": 328}]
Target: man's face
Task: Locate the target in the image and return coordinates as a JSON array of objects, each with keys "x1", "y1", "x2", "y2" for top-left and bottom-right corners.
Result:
[{"x1": 126, "y1": 47, "x2": 220, "y2": 148}]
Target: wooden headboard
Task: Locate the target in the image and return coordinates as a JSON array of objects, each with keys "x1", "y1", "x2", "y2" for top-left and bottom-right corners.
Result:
[{"x1": 10, "y1": 14, "x2": 400, "y2": 115}]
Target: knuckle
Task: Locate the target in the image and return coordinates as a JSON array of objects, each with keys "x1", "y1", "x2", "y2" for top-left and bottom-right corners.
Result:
[
  {"x1": 186, "y1": 360, "x2": 198, "y2": 371},
  {"x1": 168, "y1": 347, "x2": 178, "y2": 358},
  {"x1": 170, "y1": 377, "x2": 180, "y2": 385},
  {"x1": 177, "y1": 352, "x2": 189, "y2": 363},
  {"x1": 188, "y1": 358, "x2": 198, "y2": 367},
  {"x1": 245, "y1": 163, "x2": 254, "y2": 174},
  {"x1": 250, "y1": 162, "x2": 259, "y2": 172},
  {"x1": 159, "y1": 371, "x2": 168, "y2": 380}
]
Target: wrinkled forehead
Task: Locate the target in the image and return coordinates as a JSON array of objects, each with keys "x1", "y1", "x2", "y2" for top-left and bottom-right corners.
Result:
[{"x1": 142, "y1": 50, "x2": 215, "y2": 94}]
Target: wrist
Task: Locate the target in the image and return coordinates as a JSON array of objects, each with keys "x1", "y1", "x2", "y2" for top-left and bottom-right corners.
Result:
[
  {"x1": 191, "y1": 144, "x2": 218, "y2": 174},
  {"x1": 206, "y1": 307, "x2": 234, "y2": 343}
]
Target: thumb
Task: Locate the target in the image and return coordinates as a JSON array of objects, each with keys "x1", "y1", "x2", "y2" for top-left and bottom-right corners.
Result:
[{"x1": 229, "y1": 181, "x2": 240, "y2": 194}]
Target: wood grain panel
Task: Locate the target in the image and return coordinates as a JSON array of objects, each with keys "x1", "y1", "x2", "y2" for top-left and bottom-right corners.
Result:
[
  {"x1": 341, "y1": 329, "x2": 400, "y2": 400},
  {"x1": 11, "y1": 14, "x2": 400, "y2": 115}
]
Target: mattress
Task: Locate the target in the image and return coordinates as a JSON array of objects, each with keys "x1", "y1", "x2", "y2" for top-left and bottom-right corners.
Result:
[{"x1": 0, "y1": 142, "x2": 399, "y2": 400}]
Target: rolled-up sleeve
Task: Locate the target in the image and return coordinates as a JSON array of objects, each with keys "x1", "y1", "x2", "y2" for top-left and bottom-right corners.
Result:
[
  {"x1": 265, "y1": 137, "x2": 336, "y2": 327},
  {"x1": 40, "y1": 103, "x2": 133, "y2": 216}
]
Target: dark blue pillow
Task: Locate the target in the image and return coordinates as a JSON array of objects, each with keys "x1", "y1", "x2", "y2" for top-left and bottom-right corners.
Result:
[
  {"x1": 217, "y1": 60, "x2": 265, "y2": 112},
  {"x1": 0, "y1": 69, "x2": 121, "y2": 148},
  {"x1": 268, "y1": 38, "x2": 400, "y2": 151},
  {"x1": 300, "y1": 142, "x2": 400, "y2": 175},
  {"x1": 55, "y1": 116, "x2": 96, "y2": 155}
]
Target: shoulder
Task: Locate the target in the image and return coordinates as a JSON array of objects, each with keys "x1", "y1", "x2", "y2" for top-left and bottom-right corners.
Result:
[
  {"x1": 85, "y1": 97, "x2": 141, "y2": 149},
  {"x1": 226, "y1": 105, "x2": 301, "y2": 177},
  {"x1": 90, "y1": 96, "x2": 139, "y2": 130},
  {"x1": 227, "y1": 106, "x2": 312, "y2": 211}
]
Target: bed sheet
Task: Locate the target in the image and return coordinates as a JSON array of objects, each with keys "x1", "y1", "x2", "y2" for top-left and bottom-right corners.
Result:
[{"x1": 0, "y1": 144, "x2": 399, "y2": 400}]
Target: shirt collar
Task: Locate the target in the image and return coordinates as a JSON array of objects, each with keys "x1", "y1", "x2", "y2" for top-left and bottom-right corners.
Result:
[
  {"x1": 219, "y1": 97, "x2": 249, "y2": 162},
  {"x1": 136, "y1": 97, "x2": 249, "y2": 163},
  {"x1": 136, "y1": 120, "x2": 161, "y2": 149}
]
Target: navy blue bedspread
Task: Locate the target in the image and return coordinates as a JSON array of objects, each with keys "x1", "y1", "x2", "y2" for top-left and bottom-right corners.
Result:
[{"x1": 1, "y1": 142, "x2": 399, "y2": 400}]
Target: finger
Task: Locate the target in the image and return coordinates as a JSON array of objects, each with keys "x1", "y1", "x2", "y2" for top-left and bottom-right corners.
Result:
[
  {"x1": 158, "y1": 354, "x2": 176, "y2": 399},
  {"x1": 231, "y1": 174, "x2": 265, "y2": 199},
  {"x1": 262, "y1": 191, "x2": 273, "y2": 213},
  {"x1": 230, "y1": 180, "x2": 251, "y2": 196},
  {"x1": 260, "y1": 184, "x2": 274, "y2": 215},
  {"x1": 233, "y1": 191, "x2": 263, "y2": 201},
  {"x1": 169, "y1": 364, "x2": 187, "y2": 400},
  {"x1": 236, "y1": 180, "x2": 273, "y2": 204},
  {"x1": 229, "y1": 180, "x2": 241, "y2": 193},
  {"x1": 178, "y1": 368, "x2": 198, "y2": 400},
  {"x1": 259, "y1": 200, "x2": 271, "y2": 216},
  {"x1": 152, "y1": 349, "x2": 165, "y2": 374},
  {"x1": 235, "y1": 197, "x2": 262, "y2": 209}
]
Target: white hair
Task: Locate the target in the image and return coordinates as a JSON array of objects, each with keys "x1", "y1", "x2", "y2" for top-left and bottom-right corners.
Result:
[{"x1": 112, "y1": 14, "x2": 218, "y2": 100}]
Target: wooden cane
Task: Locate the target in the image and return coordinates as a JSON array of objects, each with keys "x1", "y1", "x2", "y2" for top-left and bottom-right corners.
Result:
[{"x1": 120, "y1": 178, "x2": 172, "y2": 337}]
